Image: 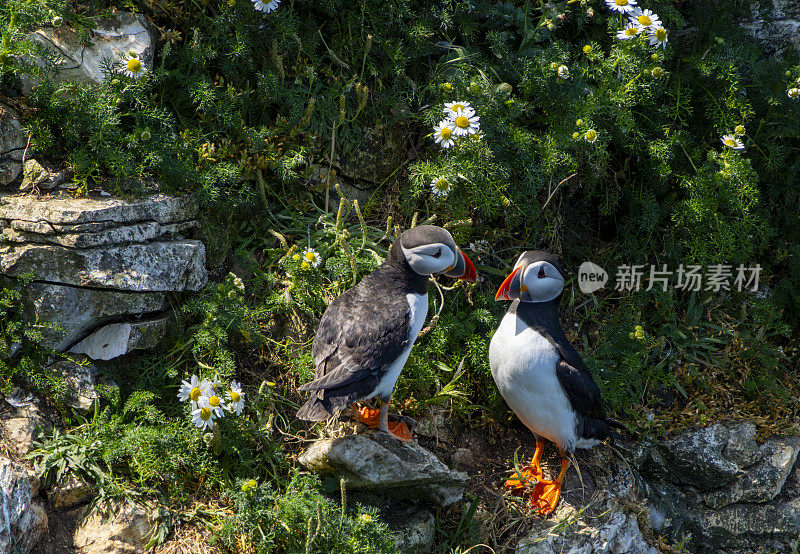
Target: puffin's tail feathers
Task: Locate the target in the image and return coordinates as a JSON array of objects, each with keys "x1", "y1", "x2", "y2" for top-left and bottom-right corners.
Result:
[{"x1": 296, "y1": 395, "x2": 333, "y2": 421}]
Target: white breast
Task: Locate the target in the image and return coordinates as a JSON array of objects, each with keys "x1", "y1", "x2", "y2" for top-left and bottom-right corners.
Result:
[
  {"x1": 370, "y1": 292, "x2": 428, "y2": 400},
  {"x1": 489, "y1": 309, "x2": 579, "y2": 451}
]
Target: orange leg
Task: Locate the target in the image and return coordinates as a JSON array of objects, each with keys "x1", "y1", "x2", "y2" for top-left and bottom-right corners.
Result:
[
  {"x1": 528, "y1": 452, "x2": 570, "y2": 516},
  {"x1": 505, "y1": 438, "x2": 546, "y2": 489},
  {"x1": 352, "y1": 402, "x2": 412, "y2": 442}
]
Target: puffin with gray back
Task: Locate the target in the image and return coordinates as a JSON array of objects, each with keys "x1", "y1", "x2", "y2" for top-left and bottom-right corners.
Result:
[
  {"x1": 490, "y1": 250, "x2": 622, "y2": 514},
  {"x1": 297, "y1": 225, "x2": 476, "y2": 440}
]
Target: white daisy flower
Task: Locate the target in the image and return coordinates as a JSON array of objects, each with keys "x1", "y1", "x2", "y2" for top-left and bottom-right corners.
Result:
[
  {"x1": 199, "y1": 391, "x2": 226, "y2": 419},
  {"x1": 303, "y1": 248, "x2": 322, "y2": 268},
  {"x1": 629, "y1": 9, "x2": 661, "y2": 29},
  {"x1": 721, "y1": 135, "x2": 744, "y2": 150},
  {"x1": 430, "y1": 177, "x2": 452, "y2": 197},
  {"x1": 788, "y1": 88, "x2": 800, "y2": 99},
  {"x1": 616, "y1": 23, "x2": 642, "y2": 40},
  {"x1": 191, "y1": 406, "x2": 215, "y2": 430},
  {"x1": 605, "y1": 0, "x2": 637, "y2": 15},
  {"x1": 433, "y1": 120, "x2": 457, "y2": 149},
  {"x1": 253, "y1": 0, "x2": 280, "y2": 12},
  {"x1": 207, "y1": 374, "x2": 223, "y2": 394},
  {"x1": 177, "y1": 375, "x2": 210, "y2": 406},
  {"x1": 227, "y1": 381, "x2": 245, "y2": 416},
  {"x1": 557, "y1": 65, "x2": 570, "y2": 79},
  {"x1": 123, "y1": 57, "x2": 146, "y2": 79},
  {"x1": 451, "y1": 111, "x2": 480, "y2": 136},
  {"x1": 584, "y1": 129, "x2": 599, "y2": 143},
  {"x1": 648, "y1": 27, "x2": 668, "y2": 49},
  {"x1": 443, "y1": 101, "x2": 474, "y2": 119}
]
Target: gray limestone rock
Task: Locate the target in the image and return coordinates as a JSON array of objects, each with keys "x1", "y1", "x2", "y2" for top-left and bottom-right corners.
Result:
[
  {"x1": 299, "y1": 432, "x2": 468, "y2": 506},
  {"x1": 392, "y1": 507, "x2": 435, "y2": 553},
  {"x1": 0, "y1": 193, "x2": 197, "y2": 226},
  {"x1": 23, "y1": 12, "x2": 155, "y2": 92},
  {"x1": 659, "y1": 424, "x2": 739, "y2": 490},
  {"x1": 69, "y1": 317, "x2": 169, "y2": 360},
  {"x1": 49, "y1": 359, "x2": 98, "y2": 413},
  {"x1": 0, "y1": 240, "x2": 207, "y2": 291},
  {"x1": 18, "y1": 159, "x2": 66, "y2": 192},
  {"x1": 0, "y1": 458, "x2": 48, "y2": 554},
  {"x1": 2, "y1": 220, "x2": 199, "y2": 248},
  {"x1": 704, "y1": 436, "x2": 800, "y2": 508},
  {"x1": 24, "y1": 282, "x2": 166, "y2": 351},
  {"x1": 0, "y1": 103, "x2": 26, "y2": 187},
  {"x1": 740, "y1": 0, "x2": 800, "y2": 56},
  {"x1": 48, "y1": 473, "x2": 94, "y2": 509},
  {"x1": 73, "y1": 501, "x2": 157, "y2": 554}
]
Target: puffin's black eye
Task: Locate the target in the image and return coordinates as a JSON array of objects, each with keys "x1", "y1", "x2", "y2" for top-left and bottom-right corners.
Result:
[
  {"x1": 537, "y1": 267, "x2": 547, "y2": 279},
  {"x1": 432, "y1": 250, "x2": 442, "y2": 258}
]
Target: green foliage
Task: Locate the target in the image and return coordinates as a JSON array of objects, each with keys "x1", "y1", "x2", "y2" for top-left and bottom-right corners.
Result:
[{"x1": 217, "y1": 472, "x2": 397, "y2": 553}]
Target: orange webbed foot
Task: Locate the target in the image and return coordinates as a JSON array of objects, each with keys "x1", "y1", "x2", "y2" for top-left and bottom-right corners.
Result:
[
  {"x1": 354, "y1": 405, "x2": 381, "y2": 426},
  {"x1": 528, "y1": 479, "x2": 564, "y2": 516},
  {"x1": 387, "y1": 420, "x2": 413, "y2": 441}
]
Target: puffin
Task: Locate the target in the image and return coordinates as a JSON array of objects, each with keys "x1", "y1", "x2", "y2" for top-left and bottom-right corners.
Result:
[
  {"x1": 489, "y1": 251, "x2": 622, "y2": 515},
  {"x1": 297, "y1": 225, "x2": 477, "y2": 440}
]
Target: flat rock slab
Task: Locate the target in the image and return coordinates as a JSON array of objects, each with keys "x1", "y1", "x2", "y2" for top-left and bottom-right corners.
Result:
[
  {"x1": 69, "y1": 317, "x2": 169, "y2": 360},
  {"x1": 24, "y1": 12, "x2": 154, "y2": 91},
  {"x1": 299, "y1": 432, "x2": 468, "y2": 506},
  {"x1": 0, "y1": 193, "x2": 197, "y2": 226},
  {"x1": 660, "y1": 424, "x2": 739, "y2": 490},
  {"x1": 0, "y1": 457, "x2": 47, "y2": 554},
  {"x1": 74, "y1": 501, "x2": 157, "y2": 554},
  {"x1": 0, "y1": 240, "x2": 207, "y2": 291},
  {"x1": 0, "y1": 102, "x2": 25, "y2": 187},
  {"x1": 25, "y1": 282, "x2": 165, "y2": 350}
]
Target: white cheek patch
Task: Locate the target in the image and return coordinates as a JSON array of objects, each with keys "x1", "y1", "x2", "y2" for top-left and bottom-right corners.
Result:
[
  {"x1": 522, "y1": 262, "x2": 564, "y2": 302},
  {"x1": 402, "y1": 244, "x2": 456, "y2": 276}
]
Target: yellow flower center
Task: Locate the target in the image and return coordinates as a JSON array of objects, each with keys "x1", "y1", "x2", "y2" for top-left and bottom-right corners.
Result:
[
  {"x1": 127, "y1": 58, "x2": 142, "y2": 73},
  {"x1": 585, "y1": 129, "x2": 597, "y2": 141},
  {"x1": 190, "y1": 387, "x2": 202, "y2": 402},
  {"x1": 305, "y1": 252, "x2": 316, "y2": 261},
  {"x1": 450, "y1": 103, "x2": 464, "y2": 112},
  {"x1": 292, "y1": 254, "x2": 300, "y2": 261},
  {"x1": 230, "y1": 391, "x2": 241, "y2": 402},
  {"x1": 209, "y1": 395, "x2": 221, "y2": 407},
  {"x1": 301, "y1": 261, "x2": 310, "y2": 270},
  {"x1": 614, "y1": 0, "x2": 628, "y2": 5},
  {"x1": 655, "y1": 28, "x2": 667, "y2": 40},
  {"x1": 638, "y1": 15, "x2": 651, "y2": 25},
  {"x1": 724, "y1": 139, "x2": 737, "y2": 148},
  {"x1": 200, "y1": 408, "x2": 211, "y2": 421},
  {"x1": 435, "y1": 178, "x2": 449, "y2": 191},
  {"x1": 625, "y1": 27, "x2": 638, "y2": 36},
  {"x1": 439, "y1": 127, "x2": 452, "y2": 140},
  {"x1": 790, "y1": 89, "x2": 799, "y2": 98},
  {"x1": 455, "y1": 116, "x2": 469, "y2": 128}
]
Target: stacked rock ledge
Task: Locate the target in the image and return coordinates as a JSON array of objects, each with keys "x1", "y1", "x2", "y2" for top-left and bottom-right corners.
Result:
[{"x1": 0, "y1": 192, "x2": 207, "y2": 359}]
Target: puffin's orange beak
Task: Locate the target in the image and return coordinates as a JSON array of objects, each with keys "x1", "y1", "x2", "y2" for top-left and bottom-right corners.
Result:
[
  {"x1": 495, "y1": 266, "x2": 521, "y2": 301},
  {"x1": 458, "y1": 251, "x2": 477, "y2": 283}
]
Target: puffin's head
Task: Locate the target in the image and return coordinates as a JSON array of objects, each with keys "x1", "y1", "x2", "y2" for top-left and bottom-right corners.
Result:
[
  {"x1": 399, "y1": 225, "x2": 477, "y2": 282},
  {"x1": 495, "y1": 250, "x2": 565, "y2": 302}
]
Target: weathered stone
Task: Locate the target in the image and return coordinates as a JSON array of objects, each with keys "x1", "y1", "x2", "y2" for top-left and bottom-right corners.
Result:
[
  {"x1": 49, "y1": 359, "x2": 98, "y2": 413},
  {"x1": 0, "y1": 193, "x2": 197, "y2": 226},
  {"x1": 73, "y1": 501, "x2": 157, "y2": 554},
  {"x1": 0, "y1": 240, "x2": 207, "y2": 291},
  {"x1": 69, "y1": 317, "x2": 168, "y2": 360},
  {"x1": 0, "y1": 457, "x2": 48, "y2": 554},
  {"x1": 415, "y1": 406, "x2": 456, "y2": 444},
  {"x1": 740, "y1": 0, "x2": 800, "y2": 56},
  {"x1": 18, "y1": 159, "x2": 65, "y2": 192},
  {"x1": 0, "y1": 102, "x2": 26, "y2": 187},
  {"x1": 659, "y1": 424, "x2": 739, "y2": 490},
  {"x1": 701, "y1": 497, "x2": 800, "y2": 549},
  {"x1": 3, "y1": 220, "x2": 198, "y2": 248},
  {"x1": 704, "y1": 436, "x2": 800, "y2": 508},
  {"x1": 722, "y1": 421, "x2": 761, "y2": 467},
  {"x1": 24, "y1": 12, "x2": 155, "y2": 91},
  {"x1": 517, "y1": 506, "x2": 658, "y2": 554},
  {"x1": 299, "y1": 432, "x2": 468, "y2": 506},
  {"x1": 392, "y1": 508, "x2": 435, "y2": 553},
  {"x1": 49, "y1": 473, "x2": 94, "y2": 509},
  {"x1": 1, "y1": 418, "x2": 37, "y2": 459},
  {"x1": 24, "y1": 282, "x2": 166, "y2": 351}
]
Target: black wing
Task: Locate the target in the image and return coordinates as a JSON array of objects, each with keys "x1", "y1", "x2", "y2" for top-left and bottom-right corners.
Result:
[
  {"x1": 299, "y1": 271, "x2": 412, "y2": 394},
  {"x1": 554, "y1": 342, "x2": 607, "y2": 420}
]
